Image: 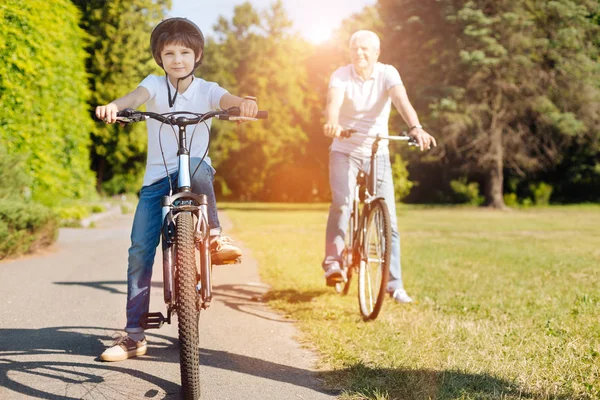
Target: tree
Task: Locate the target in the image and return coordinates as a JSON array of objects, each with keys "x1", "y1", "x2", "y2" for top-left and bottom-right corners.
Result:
[
  {"x1": 379, "y1": 0, "x2": 600, "y2": 207},
  {"x1": 72, "y1": 0, "x2": 170, "y2": 194},
  {"x1": 202, "y1": 1, "x2": 316, "y2": 201}
]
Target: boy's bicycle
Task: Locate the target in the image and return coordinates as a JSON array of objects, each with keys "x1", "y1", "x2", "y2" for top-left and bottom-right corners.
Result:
[
  {"x1": 335, "y1": 129, "x2": 417, "y2": 321},
  {"x1": 116, "y1": 107, "x2": 267, "y2": 400}
]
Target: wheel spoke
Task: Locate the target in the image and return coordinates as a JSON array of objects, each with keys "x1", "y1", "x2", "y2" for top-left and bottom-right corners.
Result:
[{"x1": 358, "y1": 200, "x2": 391, "y2": 320}]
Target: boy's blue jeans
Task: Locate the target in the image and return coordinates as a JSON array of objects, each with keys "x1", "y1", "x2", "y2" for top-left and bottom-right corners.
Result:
[
  {"x1": 125, "y1": 159, "x2": 219, "y2": 334},
  {"x1": 322, "y1": 150, "x2": 405, "y2": 293}
]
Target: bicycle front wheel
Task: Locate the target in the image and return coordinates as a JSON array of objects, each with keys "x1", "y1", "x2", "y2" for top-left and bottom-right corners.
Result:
[
  {"x1": 175, "y1": 211, "x2": 201, "y2": 400},
  {"x1": 358, "y1": 198, "x2": 391, "y2": 321}
]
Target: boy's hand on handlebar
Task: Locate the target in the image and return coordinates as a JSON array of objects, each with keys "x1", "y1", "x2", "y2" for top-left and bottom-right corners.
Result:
[
  {"x1": 239, "y1": 98, "x2": 258, "y2": 118},
  {"x1": 95, "y1": 103, "x2": 119, "y2": 124},
  {"x1": 323, "y1": 123, "x2": 343, "y2": 138},
  {"x1": 409, "y1": 127, "x2": 437, "y2": 151}
]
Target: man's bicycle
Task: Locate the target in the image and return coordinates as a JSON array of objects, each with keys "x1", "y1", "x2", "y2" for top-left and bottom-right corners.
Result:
[
  {"x1": 115, "y1": 107, "x2": 267, "y2": 400},
  {"x1": 335, "y1": 129, "x2": 417, "y2": 321}
]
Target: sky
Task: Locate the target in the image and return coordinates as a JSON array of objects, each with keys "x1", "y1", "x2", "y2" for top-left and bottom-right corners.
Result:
[{"x1": 168, "y1": 0, "x2": 376, "y2": 43}]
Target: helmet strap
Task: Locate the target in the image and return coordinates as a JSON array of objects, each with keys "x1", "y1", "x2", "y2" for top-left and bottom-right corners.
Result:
[{"x1": 166, "y1": 70, "x2": 195, "y2": 108}]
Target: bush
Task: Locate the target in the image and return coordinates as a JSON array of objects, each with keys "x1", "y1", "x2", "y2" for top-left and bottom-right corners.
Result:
[
  {"x1": 529, "y1": 182, "x2": 553, "y2": 206},
  {"x1": 503, "y1": 192, "x2": 519, "y2": 207},
  {"x1": 450, "y1": 177, "x2": 484, "y2": 205},
  {"x1": 0, "y1": 145, "x2": 32, "y2": 200},
  {"x1": 53, "y1": 202, "x2": 107, "y2": 227},
  {"x1": 0, "y1": 0, "x2": 95, "y2": 205},
  {"x1": 391, "y1": 154, "x2": 414, "y2": 202},
  {"x1": 0, "y1": 199, "x2": 59, "y2": 259}
]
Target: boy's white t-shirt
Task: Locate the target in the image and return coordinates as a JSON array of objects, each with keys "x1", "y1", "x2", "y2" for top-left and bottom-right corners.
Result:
[
  {"x1": 139, "y1": 74, "x2": 228, "y2": 187},
  {"x1": 328, "y1": 62, "x2": 403, "y2": 157}
]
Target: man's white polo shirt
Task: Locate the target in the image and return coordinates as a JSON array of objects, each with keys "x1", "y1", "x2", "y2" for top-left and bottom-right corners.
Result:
[
  {"x1": 329, "y1": 62, "x2": 403, "y2": 157},
  {"x1": 139, "y1": 74, "x2": 228, "y2": 187}
]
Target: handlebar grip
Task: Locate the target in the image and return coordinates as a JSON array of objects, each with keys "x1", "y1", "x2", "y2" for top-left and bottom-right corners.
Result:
[
  {"x1": 224, "y1": 107, "x2": 268, "y2": 119},
  {"x1": 116, "y1": 108, "x2": 136, "y2": 117}
]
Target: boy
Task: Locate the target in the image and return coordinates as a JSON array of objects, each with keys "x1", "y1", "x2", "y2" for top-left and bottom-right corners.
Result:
[{"x1": 95, "y1": 17, "x2": 258, "y2": 361}]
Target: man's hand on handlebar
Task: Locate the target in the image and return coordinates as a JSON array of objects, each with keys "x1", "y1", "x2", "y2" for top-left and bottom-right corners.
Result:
[
  {"x1": 323, "y1": 123, "x2": 343, "y2": 138},
  {"x1": 408, "y1": 127, "x2": 437, "y2": 151}
]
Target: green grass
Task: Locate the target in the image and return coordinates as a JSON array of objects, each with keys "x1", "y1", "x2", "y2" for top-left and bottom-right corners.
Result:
[{"x1": 223, "y1": 203, "x2": 600, "y2": 400}]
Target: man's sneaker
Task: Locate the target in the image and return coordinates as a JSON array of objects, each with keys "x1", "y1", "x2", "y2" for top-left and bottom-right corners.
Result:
[
  {"x1": 100, "y1": 334, "x2": 147, "y2": 362},
  {"x1": 210, "y1": 236, "x2": 242, "y2": 265},
  {"x1": 324, "y1": 266, "x2": 346, "y2": 287},
  {"x1": 390, "y1": 289, "x2": 413, "y2": 304}
]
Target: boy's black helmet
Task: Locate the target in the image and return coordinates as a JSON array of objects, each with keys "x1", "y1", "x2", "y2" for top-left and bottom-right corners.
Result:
[{"x1": 150, "y1": 17, "x2": 205, "y2": 68}]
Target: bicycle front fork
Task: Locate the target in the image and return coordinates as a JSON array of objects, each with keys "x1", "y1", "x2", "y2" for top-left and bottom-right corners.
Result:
[{"x1": 160, "y1": 194, "x2": 212, "y2": 310}]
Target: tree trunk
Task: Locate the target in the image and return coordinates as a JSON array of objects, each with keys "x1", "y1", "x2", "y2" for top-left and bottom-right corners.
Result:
[{"x1": 485, "y1": 126, "x2": 506, "y2": 209}]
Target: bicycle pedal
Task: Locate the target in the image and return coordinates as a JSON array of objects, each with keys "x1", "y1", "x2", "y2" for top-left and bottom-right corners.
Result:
[
  {"x1": 326, "y1": 275, "x2": 346, "y2": 287},
  {"x1": 140, "y1": 312, "x2": 169, "y2": 329},
  {"x1": 211, "y1": 256, "x2": 242, "y2": 266}
]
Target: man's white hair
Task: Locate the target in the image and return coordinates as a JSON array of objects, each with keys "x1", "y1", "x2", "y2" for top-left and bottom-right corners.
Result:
[{"x1": 349, "y1": 30, "x2": 380, "y2": 50}]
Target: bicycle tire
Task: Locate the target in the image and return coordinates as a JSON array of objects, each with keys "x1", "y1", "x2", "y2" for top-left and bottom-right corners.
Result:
[
  {"x1": 175, "y1": 211, "x2": 201, "y2": 400},
  {"x1": 358, "y1": 198, "x2": 391, "y2": 321}
]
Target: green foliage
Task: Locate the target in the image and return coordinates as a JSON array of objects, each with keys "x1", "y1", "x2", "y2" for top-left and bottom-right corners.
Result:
[
  {"x1": 55, "y1": 204, "x2": 91, "y2": 224},
  {"x1": 529, "y1": 181, "x2": 553, "y2": 205},
  {"x1": 0, "y1": 0, "x2": 96, "y2": 205},
  {"x1": 72, "y1": 0, "x2": 170, "y2": 194},
  {"x1": 449, "y1": 177, "x2": 484, "y2": 205},
  {"x1": 202, "y1": 1, "x2": 318, "y2": 201},
  {"x1": 0, "y1": 199, "x2": 58, "y2": 259},
  {"x1": 0, "y1": 145, "x2": 31, "y2": 200},
  {"x1": 378, "y1": 0, "x2": 600, "y2": 206},
  {"x1": 391, "y1": 153, "x2": 413, "y2": 202},
  {"x1": 503, "y1": 192, "x2": 519, "y2": 207}
]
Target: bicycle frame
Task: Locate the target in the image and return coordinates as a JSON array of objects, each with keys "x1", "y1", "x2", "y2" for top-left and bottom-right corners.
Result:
[
  {"x1": 338, "y1": 131, "x2": 415, "y2": 318},
  {"x1": 160, "y1": 120, "x2": 212, "y2": 314},
  {"x1": 114, "y1": 107, "x2": 267, "y2": 398},
  {"x1": 114, "y1": 108, "x2": 267, "y2": 328},
  {"x1": 348, "y1": 134, "x2": 399, "y2": 266},
  {"x1": 342, "y1": 131, "x2": 414, "y2": 277}
]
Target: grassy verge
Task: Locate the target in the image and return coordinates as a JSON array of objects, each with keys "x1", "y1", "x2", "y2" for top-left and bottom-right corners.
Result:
[{"x1": 223, "y1": 203, "x2": 600, "y2": 400}]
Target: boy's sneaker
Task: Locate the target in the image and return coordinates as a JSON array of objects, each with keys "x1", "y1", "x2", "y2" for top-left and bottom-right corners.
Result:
[
  {"x1": 100, "y1": 334, "x2": 147, "y2": 362},
  {"x1": 324, "y1": 266, "x2": 346, "y2": 287},
  {"x1": 390, "y1": 289, "x2": 413, "y2": 304},
  {"x1": 210, "y1": 236, "x2": 242, "y2": 265}
]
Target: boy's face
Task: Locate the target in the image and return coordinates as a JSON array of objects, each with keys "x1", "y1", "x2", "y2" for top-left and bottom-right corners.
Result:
[{"x1": 160, "y1": 43, "x2": 202, "y2": 79}]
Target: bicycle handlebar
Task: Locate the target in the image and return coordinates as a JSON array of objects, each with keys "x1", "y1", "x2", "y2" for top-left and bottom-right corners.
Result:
[
  {"x1": 340, "y1": 129, "x2": 418, "y2": 145},
  {"x1": 115, "y1": 107, "x2": 268, "y2": 126}
]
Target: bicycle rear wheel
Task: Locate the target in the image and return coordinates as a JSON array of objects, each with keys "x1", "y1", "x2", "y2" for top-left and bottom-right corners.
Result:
[
  {"x1": 175, "y1": 211, "x2": 201, "y2": 400},
  {"x1": 358, "y1": 198, "x2": 391, "y2": 321}
]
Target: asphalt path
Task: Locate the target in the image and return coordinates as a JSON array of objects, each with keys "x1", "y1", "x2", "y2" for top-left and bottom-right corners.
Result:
[{"x1": 0, "y1": 211, "x2": 336, "y2": 399}]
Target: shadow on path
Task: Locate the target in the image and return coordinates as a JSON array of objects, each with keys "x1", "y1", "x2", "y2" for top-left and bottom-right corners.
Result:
[
  {"x1": 52, "y1": 281, "x2": 328, "y2": 321},
  {"x1": 53, "y1": 280, "x2": 161, "y2": 295},
  {"x1": 0, "y1": 326, "x2": 333, "y2": 398},
  {"x1": 0, "y1": 326, "x2": 556, "y2": 400}
]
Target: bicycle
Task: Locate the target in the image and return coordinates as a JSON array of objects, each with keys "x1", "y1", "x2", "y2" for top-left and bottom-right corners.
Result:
[
  {"x1": 115, "y1": 106, "x2": 267, "y2": 400},
  {"x1": 334, "y1": 129, "x2": 417, "y2": 321}
]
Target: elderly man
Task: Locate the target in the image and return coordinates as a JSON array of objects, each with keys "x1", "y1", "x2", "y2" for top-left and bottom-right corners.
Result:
[{"x1": 322, "y1": 30, "x2": 436, "y2": 303}]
